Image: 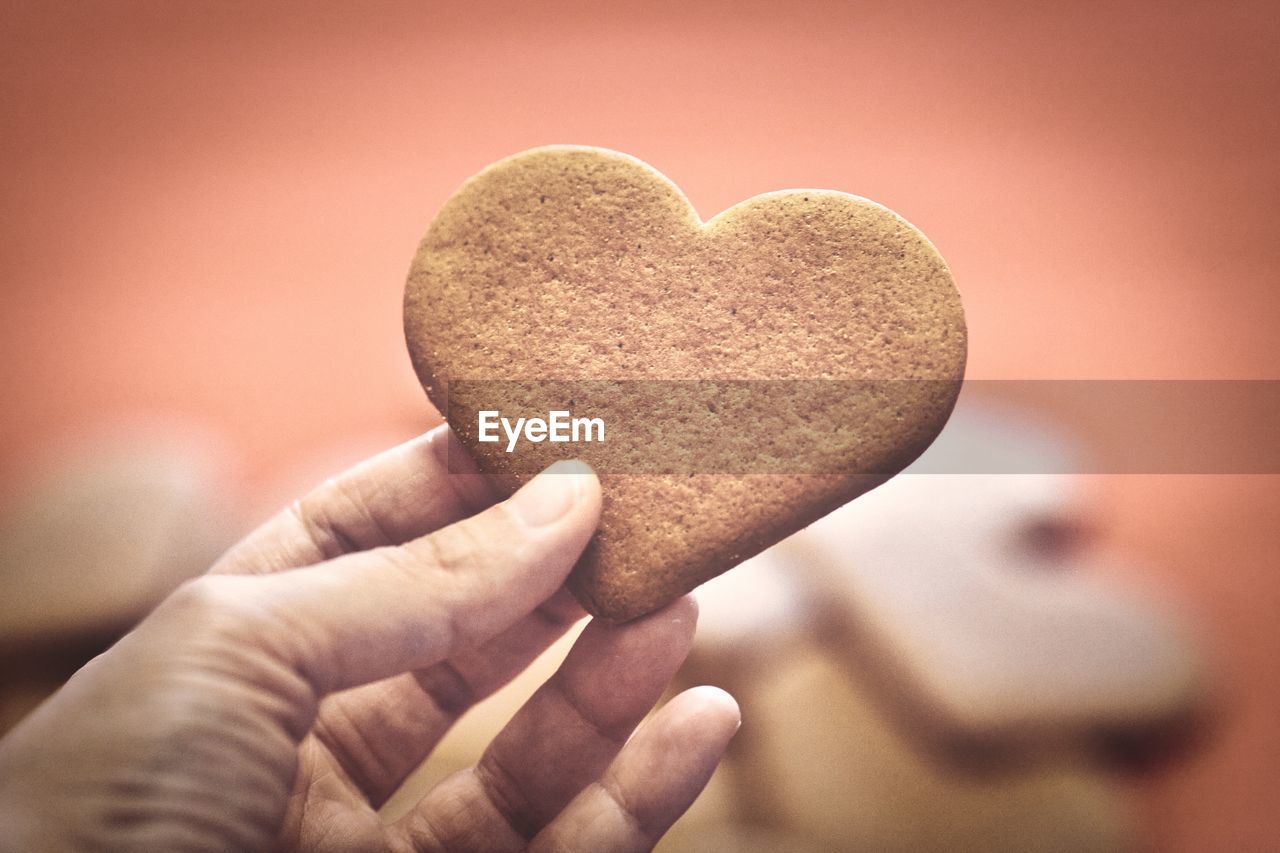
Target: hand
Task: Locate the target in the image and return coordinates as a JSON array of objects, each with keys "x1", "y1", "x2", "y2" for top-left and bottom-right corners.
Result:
[{"x1": 0, "y1": 425, "x2": 739, "y2": 851}]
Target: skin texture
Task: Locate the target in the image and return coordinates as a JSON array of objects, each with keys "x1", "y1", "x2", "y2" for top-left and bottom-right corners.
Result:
[
  {"x1": 0, "y1": 424, "x2": 740, "y2": 851},
  {"x1": 405, "y1": 146, "x2": 967, "y2": 621}
]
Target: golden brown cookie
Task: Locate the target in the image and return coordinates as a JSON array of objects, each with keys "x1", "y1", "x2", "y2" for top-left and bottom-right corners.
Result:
[{"x1": 404, "y1": 146, "x2": 966, "y2": 621}]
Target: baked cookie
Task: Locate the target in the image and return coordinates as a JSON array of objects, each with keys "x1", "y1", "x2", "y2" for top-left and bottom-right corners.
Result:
[{"x1": 404, "y1": 146, "x2": 966, "y2": 620}]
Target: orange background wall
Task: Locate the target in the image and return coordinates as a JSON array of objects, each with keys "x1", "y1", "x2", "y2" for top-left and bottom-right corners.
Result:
[{"x1": 2, "y1": 2, "x2": 1277, "y2": 849}]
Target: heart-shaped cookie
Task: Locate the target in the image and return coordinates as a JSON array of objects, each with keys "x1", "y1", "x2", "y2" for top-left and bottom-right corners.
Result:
[{"x1": 404, "y1": 146, "x2": 966, "y2": 621}]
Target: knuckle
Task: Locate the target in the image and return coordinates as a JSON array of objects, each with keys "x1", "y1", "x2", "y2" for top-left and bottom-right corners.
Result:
[
  {"x1": 288, "y1": 474, "x2": 396, "y2": 560},
  {"x1": 152, "y1": 576, "x2": 317, "y2": 724},
  {"x1": 287, "y1": 490, "x2": 350, "y2": 559},
  {"x1": 169, "y1": 574, "x2": 239, "y2": 615},
  {"x1": 601, "y1": 775, "x2": 650, "y2": 840},
  {"x1": 333, "y1": 476, "x2": 394, "y2": 542},
  {"x1": 163, "y1": 575, "x2": 265, "y2": 639},
  {"x1": 407, "y1": 516, "x2": 491, "y2": 575}
]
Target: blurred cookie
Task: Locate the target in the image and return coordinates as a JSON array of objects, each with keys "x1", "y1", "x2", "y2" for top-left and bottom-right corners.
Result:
[
  {"x1": 693, "y1": 397, "x2": 1201, "y2": 754},
  {"x1": 739, "y1": 646, "x2": 1128, "y2": 853},
  {"x1": 404, "y1": 146, "x2": 966, "y2": 620},
  {"x1": 777, "y1": 401, "x2": 1201, "y2": 744}
]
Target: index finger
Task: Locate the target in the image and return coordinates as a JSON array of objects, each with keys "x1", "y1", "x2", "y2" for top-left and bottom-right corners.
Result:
[{"x1": 212, "y1": 424, "x2": 495, "y2": 576}]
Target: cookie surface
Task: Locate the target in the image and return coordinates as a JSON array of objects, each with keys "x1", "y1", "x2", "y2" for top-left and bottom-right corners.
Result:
[{"x1": 404, "y1": 146, "x2": 966, "y2": 621}]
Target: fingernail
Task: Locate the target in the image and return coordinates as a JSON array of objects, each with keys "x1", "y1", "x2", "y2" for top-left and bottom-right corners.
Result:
[{"x1": 510, "y1": 460, "x2": 595, "y2": 527}]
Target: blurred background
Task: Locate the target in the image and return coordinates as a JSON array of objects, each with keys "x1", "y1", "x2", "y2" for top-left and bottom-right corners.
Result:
[{"x1": 1, "y1": 1, "x2": 1277, "y2": 850}]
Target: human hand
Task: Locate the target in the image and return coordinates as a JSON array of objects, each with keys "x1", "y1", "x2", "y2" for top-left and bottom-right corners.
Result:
[{"x1": 0, "y1": 425, "x2": 739, "y2": 851}]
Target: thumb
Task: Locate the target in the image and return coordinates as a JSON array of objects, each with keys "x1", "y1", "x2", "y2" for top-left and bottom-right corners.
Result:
[{"x1": 186, "y1": 460, "x2": 601, "y2": 697}]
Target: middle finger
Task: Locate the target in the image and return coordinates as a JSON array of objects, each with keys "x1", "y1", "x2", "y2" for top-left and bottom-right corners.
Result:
[{"x1": 394, "y1": 596, "x2": 699, "y2": 850}]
